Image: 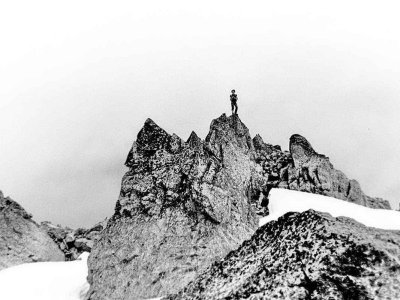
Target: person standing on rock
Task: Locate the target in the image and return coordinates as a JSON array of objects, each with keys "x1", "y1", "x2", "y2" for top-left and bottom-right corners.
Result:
[{"x1": 230, "y1": 89, "x2": 238, "y2": 115}]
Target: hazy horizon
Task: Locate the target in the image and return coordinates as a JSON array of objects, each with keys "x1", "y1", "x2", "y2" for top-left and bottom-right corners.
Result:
[{"x1": 1, "y1": 0, "x2": 400, "y2": 227}]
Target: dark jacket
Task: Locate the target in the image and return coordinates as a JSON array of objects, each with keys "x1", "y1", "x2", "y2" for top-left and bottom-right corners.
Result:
[{"x1": 230, "y1": 94, "x2": 238, "y2": 103}]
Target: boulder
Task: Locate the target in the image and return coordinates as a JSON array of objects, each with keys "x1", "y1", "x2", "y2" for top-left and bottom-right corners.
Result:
[{"x1": 74, "y1": 238, "x2": 93, "y2": 252}]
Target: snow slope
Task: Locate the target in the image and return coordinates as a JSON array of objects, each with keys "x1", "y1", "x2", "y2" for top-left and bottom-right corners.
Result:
[
  {"x1": 261, "y1": 188, "x2": 400, "y2": 230},
  {"x1": 0, "y1": 253, "x2": 90, "y2": 300}
]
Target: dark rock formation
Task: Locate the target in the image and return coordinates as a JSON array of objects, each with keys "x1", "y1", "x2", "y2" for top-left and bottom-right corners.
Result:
[
  {"x1": 287, "y1": 134, "x2": 390, "y2": 209},
  {"x1": 41, "y1": 219, "x2": 107, "y2": 260},
  {"x1": 250, "y1": 133, "x2": 391, "y2": 210},
  {"x1": 168, "y1": 210, "x2": 400, "y2": 300},
  {"x1": 86, "y1": 115, "x2": 258, "y2": 300},
  {"x1": 0, "y1": 191, "x2": 64, "y2": 270},
  {"x1": 86, "y1": 114, "x2": 392, "y2": 300}
]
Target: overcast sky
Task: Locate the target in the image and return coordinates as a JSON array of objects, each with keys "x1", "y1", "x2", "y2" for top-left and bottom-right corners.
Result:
[{"x1": 1, "y1": 0, "x2": 400, "y2": 227}]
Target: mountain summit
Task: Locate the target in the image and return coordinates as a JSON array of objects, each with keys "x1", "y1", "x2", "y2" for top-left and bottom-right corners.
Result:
[
  {"x1": 87, "y1": 114, "x2": 259, "y2": 300},
  {"x1": 86, "y1": 114, "x2": 391, "y2": 300}
]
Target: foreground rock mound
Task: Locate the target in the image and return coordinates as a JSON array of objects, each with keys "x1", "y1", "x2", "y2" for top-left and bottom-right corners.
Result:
[
  {"x1": 0, "y1": 191, "x2": 64, "y2": 270},
  {"x1": 169, "y1": 210, "x2": 400, "y2": 300},
  {"x1": 87, "y1": 115, "x2": 258, "y2": 300}
]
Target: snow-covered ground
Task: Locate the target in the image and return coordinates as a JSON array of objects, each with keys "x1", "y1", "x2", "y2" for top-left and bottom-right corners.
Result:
[
  {"x1": 0, "y1": 253, "x2": 90, "y2": 300},
  {"x1": 1, "y1": 189, "x2": 399, "y2": 300},
  {"x1": 261, "y1": 188, "x2": 400, "y2": 230}
]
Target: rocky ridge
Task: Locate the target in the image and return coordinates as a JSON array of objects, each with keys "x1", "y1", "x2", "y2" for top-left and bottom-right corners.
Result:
[
  {"x1": 168, "y1": 209, "x2": 400, "y2": 299},
  {"x1": 250, "y1": 133, "x2": 390, "y2": 213},
  {"x1": 0, "y1": 191, "x2": 64, "y2": 270},
  {"x1": 86, "y1": 114, "x2": 392, "y2": 300}
]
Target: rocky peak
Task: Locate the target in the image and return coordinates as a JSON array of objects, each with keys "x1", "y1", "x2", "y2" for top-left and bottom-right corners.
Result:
[
  {"x1": 252, "y1": 134, "x2": 265, "y2": 150},
  {"x1": 205, "y1": 113, "x2": 254, "y2": 154},
  {"x1": 125, "y1": 119, "x2": 185, "y2": 168},
  {"x1": 135, "y1": 118, "x2": 171, "y2": 153},
  {"x1": 186, "y1": 131, "x2": 202, "y2": 150},
  {"x1": 87, "y1": 114, "x2": 258, "y2": 300},
  {"x1": 87, "y1": 113, "x2": 392, "y2": 300}
]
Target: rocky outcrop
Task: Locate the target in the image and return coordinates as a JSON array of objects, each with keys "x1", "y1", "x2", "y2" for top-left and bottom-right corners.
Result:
[
  {"x1": 287, "y1": 134, "x2": 390, "y2": 208},
  {"x1": 250, "y1": 133, "x2": 391, "y2": 210},
  {"x1": 86, "y1": 115, "x2": 258, "y2": 300},
  {"x1": 41, "y1": 219, "x2": 107, "y2": 260},
  {"x1": 0, "y1": 191, "x2": 64, "y2": 270},
  {"x1": 86, "y1": 113, "x2": 392, "y2": 300},
  {"x1": 169, "y1": 210, "x2": 400, "y2": 299}
]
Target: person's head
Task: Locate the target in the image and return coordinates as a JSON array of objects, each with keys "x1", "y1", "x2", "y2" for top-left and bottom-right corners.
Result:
[{"x1": 231, "y1": 89, "x2": 235, "y2": 94}]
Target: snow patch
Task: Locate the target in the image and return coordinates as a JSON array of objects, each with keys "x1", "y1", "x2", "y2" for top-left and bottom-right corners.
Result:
[
  {"x1": 0, "y1": 252, "x2": 90, "y2": 300},
  {"x1": 261, "y1": 188, "x2": 400, "y2": 230}
]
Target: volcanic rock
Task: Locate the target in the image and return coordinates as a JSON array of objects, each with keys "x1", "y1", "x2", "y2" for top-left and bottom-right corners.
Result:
[
  {"x1": 169, "y1": 210, "x2": 400, "y2": 299},
  {"x1": 0, "y1": 191, "x2": 64, "y2": 270}
]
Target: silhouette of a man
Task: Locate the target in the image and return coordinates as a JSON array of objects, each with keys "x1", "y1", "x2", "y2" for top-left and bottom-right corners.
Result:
[{"x1": 230, "y1": 89, "x2": 238, "y2": 115}]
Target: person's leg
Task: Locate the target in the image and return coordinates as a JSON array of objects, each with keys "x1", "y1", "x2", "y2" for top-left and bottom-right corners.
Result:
[
  {"x1": 234, "y1": 103, "x2": 238, "y2": 114},
  {"x1": 231, "y1": 102, "x2": 234, "y2": 114}
]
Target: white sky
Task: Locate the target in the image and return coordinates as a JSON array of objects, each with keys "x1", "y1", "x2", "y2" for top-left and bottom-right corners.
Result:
[{"x1": 1, "y1": 0, "x2": 399, "y2": 227}]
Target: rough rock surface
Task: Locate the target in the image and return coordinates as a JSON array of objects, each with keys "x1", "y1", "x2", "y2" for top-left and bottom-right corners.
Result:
[
  {"x1": 287, "y1": 134, "x2": 390, "y2": 209},
  {"x1": 0, "y1": 191, "x2": 64, "y2": 270},
  {"x1": 41, "y1": 219, "x2": 107, "y2": 260},
  {"x1": 250, "y1": 133, "x2": 391, "y2": 211},
  {"x1": 87, "y1": 114, "x2": 258, "y2": 300},
  {"x1": 87, "y1": 114, "x2": 392, "y2": 300},
  {"x1": 169, "y1": 210, "x2": 400, "y2": 300}
]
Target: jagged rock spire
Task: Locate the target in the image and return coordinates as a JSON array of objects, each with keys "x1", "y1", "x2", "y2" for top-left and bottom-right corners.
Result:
[
  {"x1": 136, "y1": 118, "x2": 171, "y2": 151},
  {"x1": 186, "y1": 131, "x2": 202, "y2": 149},
  {"x1": 87, "y1": 114, "x2": 258, "y2": 300}
]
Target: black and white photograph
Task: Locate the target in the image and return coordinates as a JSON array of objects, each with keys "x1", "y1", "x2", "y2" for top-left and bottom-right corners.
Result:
[{"x1": 1, "y1": 1, "x2": 400, "y2": 299}]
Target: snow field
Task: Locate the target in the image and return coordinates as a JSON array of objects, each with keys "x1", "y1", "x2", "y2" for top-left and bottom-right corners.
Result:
[
  {"x1": 261, "y1": 188, "x2": 400, "y2": 230},
  {"x1": 0, "y1": 252, "x2": 90, "y2": 300}
]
